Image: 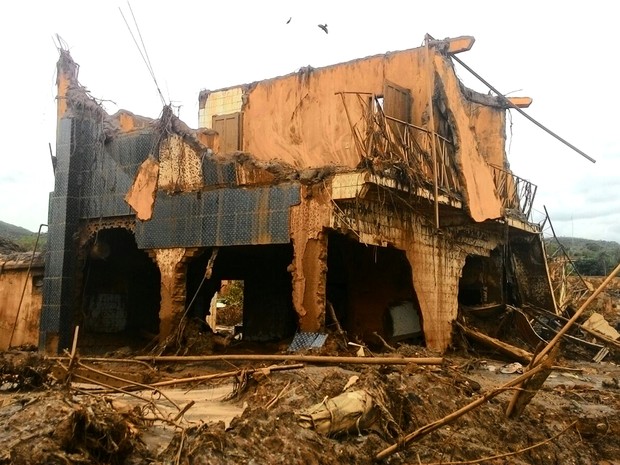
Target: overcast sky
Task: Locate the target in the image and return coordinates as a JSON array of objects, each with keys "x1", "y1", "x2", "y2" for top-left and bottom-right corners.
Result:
[{"x1": 1, "y1": 1, "x2": 618, "y2": 243}]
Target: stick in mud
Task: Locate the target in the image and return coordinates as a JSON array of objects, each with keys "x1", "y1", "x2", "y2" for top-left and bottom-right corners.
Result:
[
  {"x1": 374, "y1": 363, "x2": 547, "y2": 461},
  {"x1": 505, "y1": 262, "x2": 620, "y2": 418}
]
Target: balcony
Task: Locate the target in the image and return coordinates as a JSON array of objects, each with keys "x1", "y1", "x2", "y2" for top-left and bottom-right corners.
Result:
[
  {"x1": 489, "y1": 164, "x2": 537, "y2": 221},
  {"x1": 338, "y1": 92, "x2": 537, "y2": 223},
  {"x1": 338, "y1": 92, "x2": 461, "y2": 198}
]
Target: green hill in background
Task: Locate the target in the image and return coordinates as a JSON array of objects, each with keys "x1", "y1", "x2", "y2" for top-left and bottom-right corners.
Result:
[
  {"x1": 0, "y1": 220, "x2": 47, "y2": 252},
  {"x1": 545, "y1": 236, "x2": 620, "y2": 276}
]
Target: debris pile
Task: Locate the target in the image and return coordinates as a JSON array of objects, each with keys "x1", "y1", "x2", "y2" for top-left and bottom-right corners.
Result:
[
  {"x1": 0, "y1": 341, "x2": 619, "y2": 464},
  {"x1": 1, "y1": 265, "x2": 619, "y2": 464}
]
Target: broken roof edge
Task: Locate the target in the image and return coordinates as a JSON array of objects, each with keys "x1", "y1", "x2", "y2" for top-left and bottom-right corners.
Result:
[
  {"x1": 56, "y1": 50, "x2": 214, "y2": 144},
  {"x1": 0, "y1": 252, "x2": 45, "y2": 271},
  {"x1": 53, "y1": 54, "x2": 346, "y2": 185},
  {"x1": 199, "y1": 37, "x2": 471, "y2": 104}
]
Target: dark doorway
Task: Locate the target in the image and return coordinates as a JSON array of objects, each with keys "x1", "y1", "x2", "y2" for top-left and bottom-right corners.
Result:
[
  {"x1": 458, "y1": 250, "x2": 503, "y2": 306},
  {"x1": 186, "y1": 244, "x2": 296, "y2": 342},
  {"x1": 79, "y1": 228, "x2": 160, "y2": 352},
  {"x1": 326, "y1": 232, "x2": 423, "y2": 345}
]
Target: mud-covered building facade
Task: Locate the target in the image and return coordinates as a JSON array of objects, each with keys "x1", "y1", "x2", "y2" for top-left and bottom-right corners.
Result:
[{"x1": 40, "y1": 36, "x2": 555, "y2": 353}]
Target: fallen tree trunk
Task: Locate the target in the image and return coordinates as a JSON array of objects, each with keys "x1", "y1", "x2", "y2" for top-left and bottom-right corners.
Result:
[{"x1": 134, "y1": 354, "x2": 443, "y2": 365}]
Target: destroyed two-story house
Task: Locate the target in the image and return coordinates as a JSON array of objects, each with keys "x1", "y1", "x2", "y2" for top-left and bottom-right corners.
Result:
[{"x1": 39, "y1": 35, "x2": 556, "y2": 354}]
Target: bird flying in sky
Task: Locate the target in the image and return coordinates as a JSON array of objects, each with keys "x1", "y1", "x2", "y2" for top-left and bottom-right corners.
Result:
[
  {"x1": 286, "y1": 17, "x2": 292, "y2": 24},
  {"x1": 318, "y1": 24, "x2": 328, "y2": 34}
]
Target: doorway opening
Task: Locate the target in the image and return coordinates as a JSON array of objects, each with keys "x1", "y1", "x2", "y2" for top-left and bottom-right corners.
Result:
[
  {"x1": 79, "y1": 228, "x2": 160, "y2": 352},
  {"x1": 326, "y1": 232, "x2": 423, "y2": 346},
  {"x1": 186, "y1": 244, "x2": 296, "y2": 342}
]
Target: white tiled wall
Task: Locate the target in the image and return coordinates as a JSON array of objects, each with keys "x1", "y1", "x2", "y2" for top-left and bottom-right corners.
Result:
[{"x1": 198, "y1": 87, "x2": 244, "y2": 129}]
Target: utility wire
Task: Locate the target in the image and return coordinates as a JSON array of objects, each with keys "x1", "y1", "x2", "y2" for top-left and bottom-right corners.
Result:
[
  {"x1": 127, "y1": 1, "x2": 164, "y2": 102},
  {"x1": 425, "y1": 33, "x2": 595, "y2": 164},
  {"x1": 119, "y1": 3, "x2": 166, "y2": 106}
]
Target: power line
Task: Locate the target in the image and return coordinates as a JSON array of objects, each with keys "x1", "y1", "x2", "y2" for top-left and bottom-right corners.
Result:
[{"x1": 119, "y1": 2, "x2": 166, "y2": 106}]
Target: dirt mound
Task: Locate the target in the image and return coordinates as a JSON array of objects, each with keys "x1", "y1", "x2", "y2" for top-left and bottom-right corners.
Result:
[
  {"x1": 156, "y1": 361, "x2": 620, "y2": 464},
  {"x1": 0, "y1": 389, "x2": 149, "y2": 464},
  {"x1": 0, "y1": 351, "x2": 52, "y2": 391}
]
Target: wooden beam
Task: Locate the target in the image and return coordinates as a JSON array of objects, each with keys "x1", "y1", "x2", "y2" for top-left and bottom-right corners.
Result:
[
  {"x1": 446, "y1": 36, "x2": 475, "y2": 54},
  {"x1": 507, "y1": 97, "x2": 533, "y2": 108},
  {"x1": 428, "y1": 35, "x2": 475, "y2": 54},
  {"x1": 134, "y1": 354, "x2": 444, "y2": 365},
  {"x1": 457, "y1": 322, "x2": 533, "y2": 364}
]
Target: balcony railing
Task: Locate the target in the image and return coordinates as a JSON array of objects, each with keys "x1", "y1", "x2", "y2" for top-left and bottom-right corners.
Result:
[
  {"x1": 338, "y1": 92, "x2": 537, "y2": 222},
  {"x1": 338, "y1": 92, "x2": 460, "y2": 197},
  {"x1": 489, "y1": 164, "x2": 537, "y2": 221}
]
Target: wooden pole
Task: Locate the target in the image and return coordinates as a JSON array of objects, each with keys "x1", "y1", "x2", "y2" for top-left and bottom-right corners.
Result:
[
  {"x1": 505, "y1": 262, "x2": 620, "y2": 417},
  {"x1": 425, "y1": 34, "x2": 440, "y2": 229},
  {"x1": 134, "y1": 354, "x2": 443, "y2": 365},
  {"x1": 139, "y1": 363, "x2": 304, "y2": 390}
]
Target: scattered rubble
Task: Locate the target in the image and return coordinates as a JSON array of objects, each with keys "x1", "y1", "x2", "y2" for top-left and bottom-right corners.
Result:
[{"x1": 0, "y1": 333, "x2": 619, "y2": 465}]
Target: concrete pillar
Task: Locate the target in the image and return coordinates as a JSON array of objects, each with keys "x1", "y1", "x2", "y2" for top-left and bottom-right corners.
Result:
[
  {"x1": 405, "y1": 226, "x2": 466, "y2": 352},
  {"x1": 289, "y1": 187, "x2": 331, "y2": 332},
  {"x1": 151, "y1": 248, "x2": 187, "y2": 338}
]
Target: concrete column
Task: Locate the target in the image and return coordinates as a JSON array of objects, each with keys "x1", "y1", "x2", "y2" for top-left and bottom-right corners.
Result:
[
  {"x1": 405, "y1": 226, "x2": 466, "y2": 352},
  {"x1": 151, "y1": 248, "x2": 187, "y2": 338},
  {"x1": 289, "y1": 187, "x2": 331, "y2": 332}
]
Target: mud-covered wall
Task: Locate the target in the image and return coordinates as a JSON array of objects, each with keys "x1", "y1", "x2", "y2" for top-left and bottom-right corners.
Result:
[
  {"x1": 0, "y1": 266, "x2": 43, "y2": 349},
  {"x1": 158, "y1": 134, "x2": 203, "y2": 192},
  {"x1": 232, "y1": 46, "x2": 504, "y2": 221},
  {"x1": 433, "y1": 55, "x2": 502, "y2": 222},
  {"x1": 151, "y1": 248, "x2": 187, "y2": 337},
  {"x1": 289, "y1": 186, "x2": 331, "y2": 331},
  {"x1": 468, "y1": 105, "x2": 506, "y2": 168},
  {"x1": 330, "y1": 193, "x2": 502, "y2": 351},
  {"x1": 510, "y1": 232, "x2": 557, "y2": 311},
  {"x1": 407, "y1": 225, "x2": 503, "y2": 351},
  {"x1": 241, "y1": 49, "x2": 428, "y2": 169}
]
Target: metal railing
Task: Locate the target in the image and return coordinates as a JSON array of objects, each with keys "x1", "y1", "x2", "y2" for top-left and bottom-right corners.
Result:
[
  {"x1": 338, "y1": 92, "x2": 460, "y2": 196},
  {"x1": 338, "y1": 92, "x2": 537, "y2": 221},
  {"x1": 489, "y1": 164, "x2": 537, "y2": 220}
]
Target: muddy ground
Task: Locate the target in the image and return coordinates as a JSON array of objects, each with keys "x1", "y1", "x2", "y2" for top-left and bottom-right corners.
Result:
[{"x1": 0, "y1": 340, "x2": 619, "y2": 465}]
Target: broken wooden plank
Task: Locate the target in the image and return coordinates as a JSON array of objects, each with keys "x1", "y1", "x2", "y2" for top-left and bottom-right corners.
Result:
[
  {"x1": 457, "y1": 322, "x2": 533, "y2": 364},
  {"x1": 582, "y1": 312, "x2": 620, "y2": 340},
  {"x1": 516, "y1": 307, "x2": 604, "y2": 350},
  {"x1": 507, "y1": 97, "x2": 533, "y2": 108},
  {"x1": 134, "y1": 354, "x2": 443, "y2": 365},
  {"x1": 530, "y1": 261, "x2": 620, "y2": 364}
]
